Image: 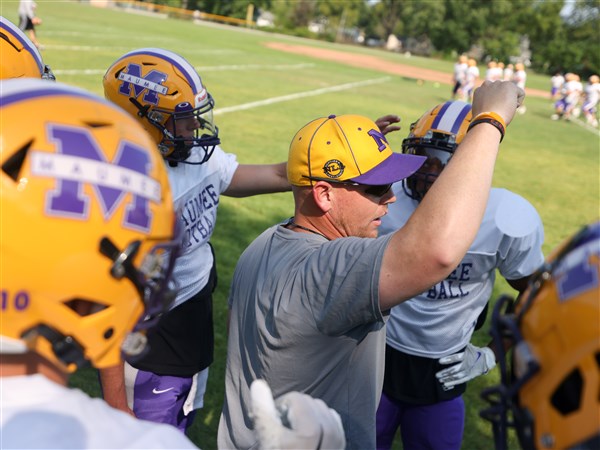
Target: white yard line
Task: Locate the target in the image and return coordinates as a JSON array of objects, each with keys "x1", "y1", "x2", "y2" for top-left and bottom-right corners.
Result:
[
  {"x1": 568, "y1": 117, "x2": 600, "y2": 136},
  {"x1": 214, "y1": 76, "x2": 391, "y2": 115},
  {"x1": 52, "y1": 63, "x2": 314, "y2": 76}
]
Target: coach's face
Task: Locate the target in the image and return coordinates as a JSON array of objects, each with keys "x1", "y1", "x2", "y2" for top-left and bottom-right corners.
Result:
[{"x1": 329, "y1": 183, "x2": 396, "y2": 238}]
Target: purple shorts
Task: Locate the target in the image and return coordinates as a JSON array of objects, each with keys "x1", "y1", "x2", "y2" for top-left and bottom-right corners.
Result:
[
  {"x1": 376, "y1": 391, "x2": 465, "y2": 450},
  {"x1": 127, "y1": 367, "x2": 197, "y2": 432}
]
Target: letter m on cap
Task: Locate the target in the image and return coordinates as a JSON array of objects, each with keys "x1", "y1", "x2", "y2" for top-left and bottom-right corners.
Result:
[{"x1": 33, "y1": 124, "x2": 160, "y2": 233}]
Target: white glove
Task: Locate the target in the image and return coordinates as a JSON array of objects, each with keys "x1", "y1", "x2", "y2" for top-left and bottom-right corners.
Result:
[
  {"x1": 435, "y1": 343, "x2": 496, "y2": 390},
  {"x1": 250, "y1": 379, "x2": 346, "y2": 450}
]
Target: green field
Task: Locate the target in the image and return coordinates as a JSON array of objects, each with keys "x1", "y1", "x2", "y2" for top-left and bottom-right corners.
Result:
[{"x1": 5, "y1": 1, "x2": 599, "y2": 448}]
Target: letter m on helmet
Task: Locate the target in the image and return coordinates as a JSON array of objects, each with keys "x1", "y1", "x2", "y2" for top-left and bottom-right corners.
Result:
[
  {"x1": 118, "y1": 63, "x2": 168, "y2": 106},
  {"x1": 31, "y1": 124, "x2": 161, "y2": 233}
]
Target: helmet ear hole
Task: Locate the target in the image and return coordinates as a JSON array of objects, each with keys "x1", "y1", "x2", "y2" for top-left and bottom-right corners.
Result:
[
  {"x1": 551, "y1": 368, "x2": 583, "y2": 415},
  {"x1": 2, "y1": 143, "x2": 30, "y2": 181},
  {"x1": 64, "y1": 298, "x2": 107, "y2": 317}
]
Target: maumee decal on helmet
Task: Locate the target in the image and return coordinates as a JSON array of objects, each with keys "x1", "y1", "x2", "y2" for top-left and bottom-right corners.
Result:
[
  {"x1": 118, "y1": 64, "x2": 168, "y2": 105},
  {"x1": 323, "y1": 159, "x2": 344, "y2": 179},
  {"x1": 555, "y1": 242, "x2": 599, "y2": 302},
  {"x1": 30, "y1": 124, "x2": 161, "y2": 233}
]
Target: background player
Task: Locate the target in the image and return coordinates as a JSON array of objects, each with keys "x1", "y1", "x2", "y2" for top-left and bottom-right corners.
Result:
[
  {"x1": 0, "y1": 78, "x2": 194, "y2": 449},
  {"x1": 375, "y1": 100, "x2": 544, "y2": 450},
  {"x1": 451, "y1": 55, "x2": 468, "y2": 100},
  {"x1": 481, "y1": 221, "x2": 600, "y2": 450}
]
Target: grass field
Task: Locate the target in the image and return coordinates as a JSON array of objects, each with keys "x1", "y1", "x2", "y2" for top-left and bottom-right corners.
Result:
[{"x1": 5, "y1": 1, "x2": 599, "y2": 448}]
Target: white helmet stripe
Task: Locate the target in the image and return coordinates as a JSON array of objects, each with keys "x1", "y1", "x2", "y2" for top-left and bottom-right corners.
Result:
[
  {"x1": 115, "y1": 47, "x2": 205, "y2": 94},
  {"x1": 432, "y1": 101, "x2": 471, "y2": 134}
]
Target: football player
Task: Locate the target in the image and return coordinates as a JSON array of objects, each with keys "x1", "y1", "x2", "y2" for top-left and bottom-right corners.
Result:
[
  {"x1": 481, "y1": 221, "x2": 600, "y2": 450},
  {"x1": 0, "y1": 79, "x2": 194, "y2": 448},
  {"x1": 0, "y1": 16, "x2": 54, "y2": 80},
  {"x1": 376, "y1": 100, "x2": 545, "y2": 450},
  {"x1": 100, "y1": 47, "x2": 291, "y2": 432}
]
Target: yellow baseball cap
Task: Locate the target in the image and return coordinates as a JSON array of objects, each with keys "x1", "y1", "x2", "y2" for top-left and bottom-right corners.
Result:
[{"x1": 288, "y1": 114, "x2": 426, "y2": 186}]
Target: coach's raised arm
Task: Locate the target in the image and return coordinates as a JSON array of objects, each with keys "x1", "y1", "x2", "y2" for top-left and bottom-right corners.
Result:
[{"x1": 379, "y1": 80, "x2": 524, "y2": 309}]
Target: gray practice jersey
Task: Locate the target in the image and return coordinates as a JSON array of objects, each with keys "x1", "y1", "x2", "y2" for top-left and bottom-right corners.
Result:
[
  {"x1": 380, "y1": 186, "x2": 544, "y2": 358},
  {"x1": 218, "y1": 224, "x2": 393, "y2": 449}
]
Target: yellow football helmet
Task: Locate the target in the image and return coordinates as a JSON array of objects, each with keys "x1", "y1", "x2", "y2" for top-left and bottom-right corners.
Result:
[
  {"x1": 481, "y1": 221, "x2": 600, "y2": 450},
  {"x1": 402, "y1": 100, "x2": 473, "y2": 200},
  {"x1": 1, "y1": 79, "x2": 180, "y2": 373},
  {"x1": 0, "y1": 16, "x2": 55, "y2": 80},
  {"x1": 103, "y1": 48, "x2": 219, "y2": 165}
]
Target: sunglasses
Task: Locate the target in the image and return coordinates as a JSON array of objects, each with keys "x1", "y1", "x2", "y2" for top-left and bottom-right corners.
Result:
[{"x1": 303, "y1": 176, "x2": 393, "y2": 198}]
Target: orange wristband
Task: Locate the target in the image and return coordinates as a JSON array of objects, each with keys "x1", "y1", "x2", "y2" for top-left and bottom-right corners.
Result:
[
  {"x1": 472, "y1": 111, "x2": 507, "y2": 131},
  {"x1": 468, "y1": 112, "x2": 506, "y2": 142}
]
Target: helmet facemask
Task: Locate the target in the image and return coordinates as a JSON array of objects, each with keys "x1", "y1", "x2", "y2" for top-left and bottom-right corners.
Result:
[
  {"x1": 131, "y1": 93, "x2": 220, "y2": 166},
  {"x1": 402, "y1": 131, "x2": 457, "y2": 200}
]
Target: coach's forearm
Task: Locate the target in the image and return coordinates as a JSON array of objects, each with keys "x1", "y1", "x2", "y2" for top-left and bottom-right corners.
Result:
[{"x1": 379, "y1": 124, "x2": 500, "y2": 310}]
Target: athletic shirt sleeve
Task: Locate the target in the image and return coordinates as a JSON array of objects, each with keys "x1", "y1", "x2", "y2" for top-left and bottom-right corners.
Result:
[{"x1": 491, "y1": 188, "x2": 545, "y2": 280}]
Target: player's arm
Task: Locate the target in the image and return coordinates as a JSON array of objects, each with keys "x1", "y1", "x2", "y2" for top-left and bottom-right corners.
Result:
[
  {"x1": 379, "y1": 81, "x2": 524, "y2": 311},
  {"x1": 223, "y1": 162, "x2": 290, "y2": 197},
  {"x1": 98, "y1": 362, "x2": 135, "y2": 417}
]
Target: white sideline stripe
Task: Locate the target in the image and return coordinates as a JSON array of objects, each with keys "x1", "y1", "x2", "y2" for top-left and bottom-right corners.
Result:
[
  {"x1": 568, "y1": 117, "x2": 600, "y2": 136},
  {"x1": 43, "y1": 45, "x2": 237, "y2": 55},
  {"x1": 53, "y1": 63, "x2": 315, "y2": 76},
  {"x1": 214, "y1": 77, "x2": 391, "y2": 115},
  {"x1": 195, "y1": 63, "x2": 314, "y2": 71}
]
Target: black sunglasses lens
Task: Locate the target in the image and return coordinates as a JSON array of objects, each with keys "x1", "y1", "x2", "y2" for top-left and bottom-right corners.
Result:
[{"x1": 364, "y1": 184, "x2": 392, "y2": 197}]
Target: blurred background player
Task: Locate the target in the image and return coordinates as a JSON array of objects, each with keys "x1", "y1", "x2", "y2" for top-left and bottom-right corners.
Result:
[
  {"x1": 101, "y1": 48, "x2": 291, "y2": 433},
  {"x1": 451, "y1": 54, "x2": 468, "y2": 100},
  {"x1": 485, "y1": 61, "x2": 502, "y2": 82},
  {"x1": 481, "y1": 221, "x2": 600, "y2": 450},
  {"x1": 375, "y1": 100, "x2": 544, "y2": 450},
  {"x1": 552, "y1": 72, "x2": 583, "y2": 121},
  {"x1": 17, "y1": 0, "x2": 41, "y2": 49},
  {"x1": 462, "y1": 58, "x2": 480, "y2": 102},
  {"x1": 512, "y1": 63, "x2": 527, "y2": 114},
  {"x1": 0, "y1": 78, "x2": 194, "y2": 449},
  {"x1": 0, "y1": 16, "x2": 54, "y2": 80},
  {"x1": 503, "y1": 63, "x2": 514, "y2": 82},
  {"x1": 582, "y1": 74, "x2": 600, "y2": 128},
  {"x1": 550, "y1": 70, "x2": 565, "y2": 101}
]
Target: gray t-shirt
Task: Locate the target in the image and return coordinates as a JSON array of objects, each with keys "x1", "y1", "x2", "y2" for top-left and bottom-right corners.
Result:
[{"x1": 218, "y1": 223, "x2": 393, "y2": 449}]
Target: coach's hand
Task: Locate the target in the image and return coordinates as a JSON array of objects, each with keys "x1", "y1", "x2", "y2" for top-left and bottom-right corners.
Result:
[
  {"x1": 472, "y1": 80, "x2": 525, "y2": 127},
  {"x1": 250, "y1": 379, "x2": 346, "y2": 450},
  {"x1": 435, "y1": 343, "x2": 496, "y2": 390},
  {"x1": 375, "y1": 114, "x2": 401, "y2": 136}
]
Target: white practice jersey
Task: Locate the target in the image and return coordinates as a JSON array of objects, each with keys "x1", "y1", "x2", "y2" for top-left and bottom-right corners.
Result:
[
  {"x1": 380, "y1": 186, "x2": 544, "y2": 358},
  {"x1": 513, "y1": 70, "x2": 527, "y2": 90},
  {"x1": 584, "y1": 82, "x2": 600, "y2": 107},
  {"x1": 1, "y1": 374, "x2": 197, "y2": 449},
  {"x1": 167, "y1": 144, "x2": 238, "y2": 308}
]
